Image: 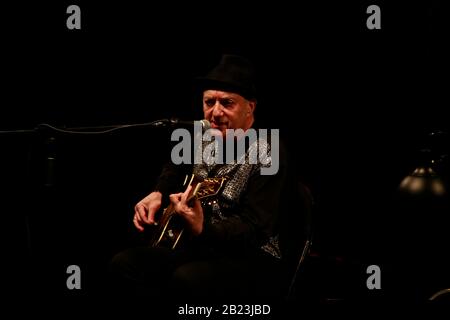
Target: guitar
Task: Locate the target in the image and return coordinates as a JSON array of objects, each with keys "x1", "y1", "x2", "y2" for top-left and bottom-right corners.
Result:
[{"x1": 150, "y1": 174, "x2": 227, "y2": 249}]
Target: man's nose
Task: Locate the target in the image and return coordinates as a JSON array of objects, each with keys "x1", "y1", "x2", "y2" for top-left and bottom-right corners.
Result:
[{"x1": 212, "y1": 102, "x2": 224, "y2": 117}]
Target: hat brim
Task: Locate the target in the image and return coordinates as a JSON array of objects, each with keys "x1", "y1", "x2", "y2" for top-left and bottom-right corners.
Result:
[{"x1": 194, "y1": 77, "x2": 256, "y2": 100}]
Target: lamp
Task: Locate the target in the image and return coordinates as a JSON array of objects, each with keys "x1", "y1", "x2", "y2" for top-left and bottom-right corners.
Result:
[
  {"x1": 398, "y1": 160, "x2": 446, "y2": 197},
  {"x1": 394, "y1": 129, "x2": 449, "y2": 301},
  {"x1": 398, "y1": 130, "x2": 448, "y2": 197}
]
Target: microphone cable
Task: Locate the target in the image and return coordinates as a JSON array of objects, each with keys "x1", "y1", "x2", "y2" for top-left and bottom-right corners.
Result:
[{"x1": 0, "y1": 119, "x2": 169, "y2": 136}]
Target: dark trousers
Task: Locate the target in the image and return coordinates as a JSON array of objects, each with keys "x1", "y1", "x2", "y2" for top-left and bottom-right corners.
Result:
[{"x1": 108, "y1": 245, "x2": 283, "y2": 301}]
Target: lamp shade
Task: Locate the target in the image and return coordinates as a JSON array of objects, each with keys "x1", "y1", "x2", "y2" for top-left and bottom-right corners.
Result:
[{"x1": 399, "y1": 166, "x2": 446, "y2": 197}]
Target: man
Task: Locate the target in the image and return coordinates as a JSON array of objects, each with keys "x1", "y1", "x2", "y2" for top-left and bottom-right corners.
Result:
[{"x1": 110, "y1": 54, "x2": 300, "y2": 299}]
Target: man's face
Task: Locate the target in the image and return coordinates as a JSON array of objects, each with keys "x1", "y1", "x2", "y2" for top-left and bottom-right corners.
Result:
[{"x1": 202, "y1": 90, "x2": 255, "y2": 137}]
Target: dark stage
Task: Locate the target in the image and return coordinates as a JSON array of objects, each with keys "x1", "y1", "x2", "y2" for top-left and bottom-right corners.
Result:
[{"x1": 1, "y1": 0, "x2": 449, "y2": 310}]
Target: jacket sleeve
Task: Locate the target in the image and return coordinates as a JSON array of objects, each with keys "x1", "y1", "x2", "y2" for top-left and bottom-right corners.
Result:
[{"x1": 153, "y1": 162, "x2": 191, "y2": 206}]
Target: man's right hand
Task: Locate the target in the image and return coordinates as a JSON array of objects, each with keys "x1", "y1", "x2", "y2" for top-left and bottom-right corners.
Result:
[{"x1": 133, "y1": 191, "x2": 162, "y2": 231}]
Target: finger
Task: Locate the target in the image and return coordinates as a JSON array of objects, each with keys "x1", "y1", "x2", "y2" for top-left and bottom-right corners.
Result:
[
  {"x1": 136, "y1": 204, "x2": 156, "y2": 225},
  {"x1": 133, "y1": 213, "x2": 145, "y2": 232},
  {"x1": 133, "y1": 218, "x2": 144, "y2": 231},
  {"x1": 133, "y1": 209, "x2": 144, "y2": 225},
  {"x1": 134, "y1": 210, "x2": 143, "y2": 223},
  {"x1": 136, "y1": 205, "x2": 148, "y2": 222},
  {"x1": 169, "y1": 192, "x2": 183, "y2": 204},
  {"x1": 146, "y1": 208, "x2": 156, "y2": 224},
  {"x1": 147, "y1": 201, "x2": 162, "y2": 224},
  {"x1": 181, "y1": 185, "x2": 193, "y2": 203}
]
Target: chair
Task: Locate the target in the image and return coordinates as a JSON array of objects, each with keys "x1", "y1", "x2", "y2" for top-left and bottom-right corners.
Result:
[
  {"x1": 429, "y1": 288, "x2": 450, "y2": 302},
  {"x1": 279, "y1": 180, "x2": 314, "y2": 299}
]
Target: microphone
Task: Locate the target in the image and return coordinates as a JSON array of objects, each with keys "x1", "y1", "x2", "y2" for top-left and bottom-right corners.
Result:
[{"x1": 152, "y1": 118, "x2": 211, "y2": 130}]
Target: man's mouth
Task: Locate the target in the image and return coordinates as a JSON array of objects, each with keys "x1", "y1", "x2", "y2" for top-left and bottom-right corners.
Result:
[{"x1": 211, "y1": 122, "x2": 227, "y2": 129}]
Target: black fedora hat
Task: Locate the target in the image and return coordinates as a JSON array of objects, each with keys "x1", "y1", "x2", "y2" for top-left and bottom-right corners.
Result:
[{"x1": 196, "y1": 54, "x2": 257, "y2": 100}]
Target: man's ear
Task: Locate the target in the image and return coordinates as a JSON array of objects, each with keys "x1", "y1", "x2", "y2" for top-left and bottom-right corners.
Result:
[{"x1": 247, "y1": 100, "x2": 256, "y2": 114}]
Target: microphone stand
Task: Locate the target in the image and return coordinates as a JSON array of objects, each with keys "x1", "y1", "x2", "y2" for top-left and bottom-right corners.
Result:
[
  {"x1": 2, "y1": 116, "x2": 206, "y2": 267},
  {"x1": 0, "y1": 119, "x2": 174, "y2": 263},
  {"x1": 0, "y1": 117, "x2": 208, "y2": 136}
]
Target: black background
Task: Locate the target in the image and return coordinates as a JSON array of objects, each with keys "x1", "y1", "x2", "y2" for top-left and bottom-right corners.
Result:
[{"x1": 1, "y1": 0, "x2": 449, "y2": 307}]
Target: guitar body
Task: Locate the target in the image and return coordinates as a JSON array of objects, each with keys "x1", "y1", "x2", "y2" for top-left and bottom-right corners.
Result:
[
  {"x1": 149, "y1": 174, "x2": 227, "y2": 249},
  {"x1": 151, "y1": 204, "x2": 185, "y2": 249}
]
